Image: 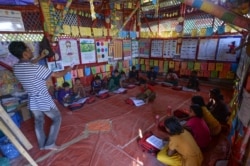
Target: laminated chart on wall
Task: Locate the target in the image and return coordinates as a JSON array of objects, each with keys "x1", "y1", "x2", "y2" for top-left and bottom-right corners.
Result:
[
  {"x1": 216, "y1": 36, "x2": 242, "y2": 62},
  {"x1": 123, "y1": 40, "x2": 132, "y2": 60},
  {"x1": 194, "y1": 62, "x2": 201, "y2": 71},
  {"x1": 174, "y1": 61, "x2": 180, "y2": 71},
  {"x1": 56, "y1": 77, "x2": 64, "y2": 87},
  {"x1": 181, "y1": 62, "x2": 188, "y2": 69},
  {"x1": 59, "y1": 39, "x2": 80, "y2": 66},
  {"x1": 139, "y1": 39, "x2": 150, "y2": 58},
  {"x1": 201, "y1": 63, "x2": 208, "y2": 70},
  {"x1": 131, "y1": 40, "x2": 139, "y2": 58},
  {"x1": 163, "y1": 39, "x2": 177, "y2": 58},
  {"x1": 197, "y1": 38, "x2": 218, "y2": 60},
  {"x1": 113, "y1": 40, "x2": 123, "y2": 60},
  {"x1": 64, "y1": 72, "x2": 72, "y2": 87},
  {"x1": 159, "y1": 61, "x2": 164, "y2": 72},
  {"x1": 80, "y1": 38, "x2": 96, "y2": 64},
  {"x1": 163, "y1": 61, "x2": 168, "y2": 72},
  {"x1": 85, "y1": 67, "x2": 91, "y2": 76},
  {"x1": 169, "y1": 61, "x2": 175, "y2": 69},
  {"x1": 208, "y1": 63, "x2": 216, "y2": 71},
  {"x1": 47, "y1": 61, "x2": 64, "y2": 72},
  {"x1": 77, "y1": 68, "x2": 84, "y2": 77},
  {"x1": 151, "y1": 40, "x2": 163, "y2": 58},
  {"x1": 180, "y1": 39, "x2": 198, "y2": 60},
  {"x1": 96, "y1": 39, "x2": 109, "y2": 63},
  {"x1": 215, "y1": 63, "x2": 223, "y2": 71}
]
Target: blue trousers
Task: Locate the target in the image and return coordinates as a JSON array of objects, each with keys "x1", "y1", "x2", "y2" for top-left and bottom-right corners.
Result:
[{"x1": 31, "y1": 108, "x2": 62, "y2": 149}]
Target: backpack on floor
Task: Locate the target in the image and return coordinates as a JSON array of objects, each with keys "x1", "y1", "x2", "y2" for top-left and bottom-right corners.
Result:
[{"x1": 137, "y1": 132, "x2": 161, "y2": 156}]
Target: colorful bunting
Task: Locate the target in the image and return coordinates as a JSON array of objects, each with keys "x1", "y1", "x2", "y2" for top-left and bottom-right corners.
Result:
[{"x1": 85, "y1": 67, "x2": 91, "y2": 76}]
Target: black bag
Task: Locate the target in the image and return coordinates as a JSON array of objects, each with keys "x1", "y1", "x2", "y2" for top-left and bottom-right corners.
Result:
[{"x1": 39, "y1": 36, "x2": 54, "y2": 58}]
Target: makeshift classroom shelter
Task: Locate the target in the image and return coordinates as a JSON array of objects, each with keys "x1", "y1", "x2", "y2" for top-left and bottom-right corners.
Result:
[{"x1": 0, "y1": 0, "x2": 250, "y2": 165}]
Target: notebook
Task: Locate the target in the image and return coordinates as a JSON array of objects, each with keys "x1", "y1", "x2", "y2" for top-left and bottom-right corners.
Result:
[{"x1": 146, "y1": 135, "x2": 166, "y2": 150}]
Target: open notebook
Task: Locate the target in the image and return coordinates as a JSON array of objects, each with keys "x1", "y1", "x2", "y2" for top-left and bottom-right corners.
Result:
[
  {"x1": 113, "y1": 88, "x2": 127, "y2": 94},
  {"x1": 146, "y1": 135, "x2": 167, "y2": 150},
  {"x1": 129, "y1": 97, "x2": 145, "y2": 107}
]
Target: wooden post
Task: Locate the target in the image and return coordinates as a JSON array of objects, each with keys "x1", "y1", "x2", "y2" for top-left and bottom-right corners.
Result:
[{"x1": 0, "y1": 105, "x2": 32, "y2": 150}]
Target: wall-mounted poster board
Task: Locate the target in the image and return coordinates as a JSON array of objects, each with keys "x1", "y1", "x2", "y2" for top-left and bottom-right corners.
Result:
[
  {"x1": 163, "y1": 39, "x2": 177, "y2": 58},
  {"x1": 131, "y1": 40, "x2": 139, "y2": 58},
  {"x1": 197, "y1": 38, "x2": 218, "y2": 60},
  {"x1": 95, "y1": 39, "x2": 109, "y2": 63},
  {"x1": 79, "y1": 38, "x2": 96, "y2": 64},
  {"x1": 0, "y1": 9, "x2": 25, "y2": 32},
  {"x1": 0, "y1": 42, "x2": 9, "y2": 58},
  {"x1": 123, "y1": 39, "x2": 132, "y2": 60},
  {"x1": 180, "y1": 38, "x2": 198, "y2": 59},
  {"x1": 151, "y1": 40, "x2": 163, "y2": 58},
  {"x1": 139, "y1": 39, "x2": 150, "y2": 58},
  {"x1": 113, "y1": 39, "x2": 123, "y2": 60},
  {"x1": 59, "y1": 39, "x2": 80, "y2": 66},
  {"x1": 216, "y1": 36, "x2": 242, "y2": 62}
]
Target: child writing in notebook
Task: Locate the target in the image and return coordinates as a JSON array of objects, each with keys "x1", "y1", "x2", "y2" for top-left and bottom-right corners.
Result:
[{"x1": 136, "y1": 83, "x2": 156, "y2": 103}]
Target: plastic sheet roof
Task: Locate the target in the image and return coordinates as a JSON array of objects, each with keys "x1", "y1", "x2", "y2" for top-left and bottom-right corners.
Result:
[{"x1": 0, "y1": 0, "x2": 35, "y2": 5}]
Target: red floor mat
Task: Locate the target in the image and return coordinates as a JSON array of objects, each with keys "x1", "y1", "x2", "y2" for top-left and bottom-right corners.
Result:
[{"x1": 10, "y1": 83, "x2": 233, "y2": 166}]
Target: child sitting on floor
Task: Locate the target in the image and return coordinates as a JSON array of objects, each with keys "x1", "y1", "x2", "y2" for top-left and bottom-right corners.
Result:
[
  {"x1": 73, "y1": 77, "x2": 86, "y2": 98},
  {"x1": 108, "y1": 70, "x2": 121, "y2": 91},
  {"x1": 165, "y1": 69, "x2": 179, "y2": 86},
  {"x1": 156, "y1": 117, "x2": 203, "y2": 166},
  {"x1": 58, "y1": 82, "x2": 75, "y2": 105},
  {"x1": 136, "y1": 83, "x2": 156, "y2": 103},
  {"x1": 120, "y1": 71, "x2": 129, "y2": 88},
  {"x1": 91, "y1": 75, "x2": 105, "y2": 95},
  {"x1": 186, "y1": 70, "x2": 200, "y2": 91}
]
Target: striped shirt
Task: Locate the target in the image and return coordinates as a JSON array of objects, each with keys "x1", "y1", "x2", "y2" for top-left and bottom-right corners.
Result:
[{"x1": 13, "y1": 61, "x2": 57, "y2": 111}]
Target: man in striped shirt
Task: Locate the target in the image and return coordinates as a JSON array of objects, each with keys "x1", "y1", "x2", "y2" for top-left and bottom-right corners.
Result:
[{"x1": 8, "y1": 41, "x2": 72, "y2": 150}]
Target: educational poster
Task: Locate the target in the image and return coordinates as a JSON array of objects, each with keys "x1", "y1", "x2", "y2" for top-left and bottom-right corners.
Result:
[
  {"x1": 95, "y1": 39, "x2": 109, "y2": 63},
  {"x1": 79, "y1": 38, "x2": 96, "y2": 64},
  {"x1": 131, "y1": 40, "x2": 139, "y2": 58},
  {"x1": 0, "y1": 42, "x2": 9, "y2": 58},
  {"x1": 139, "y1": 39, "x2": 150, "y2": 58},
  {"x1": 59, "y1": 39, "x2": 80, "y2": 66},
  {"x1": 163, "y1": 39, "x2": 177, "y2": 58},
  {"x1": 151, "y1": 40, "x2": 163, "y2": 58},
  {"x1": 0, "y1": 9, "x2": 25, "y2": 32},
  {"x1": 197, "y1": 38, "x2": 218, "y2": 60},
  {"x1": 0, "y1": 42, "x2": 19, "y2": 67},
  {"x1": 180, "y1": 39, "x2": 198, "y2": 59},
  {"x1": 216, "y1": 36, "x2": 242, "y2": 62},
  {"x1": 123, "y1": 39, "x2": 132, "y2": 60},
  {"x1": 47, "y1": 61, "x2": 64, "y2": 72},
  {"x1": 113, "y1": 39, "x2": 123, "y2": 60}
]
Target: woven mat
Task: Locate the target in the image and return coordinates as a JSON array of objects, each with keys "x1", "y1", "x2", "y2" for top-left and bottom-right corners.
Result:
[{"x1": 86, "y1": 119, "x2": 112, "y2": 133}]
